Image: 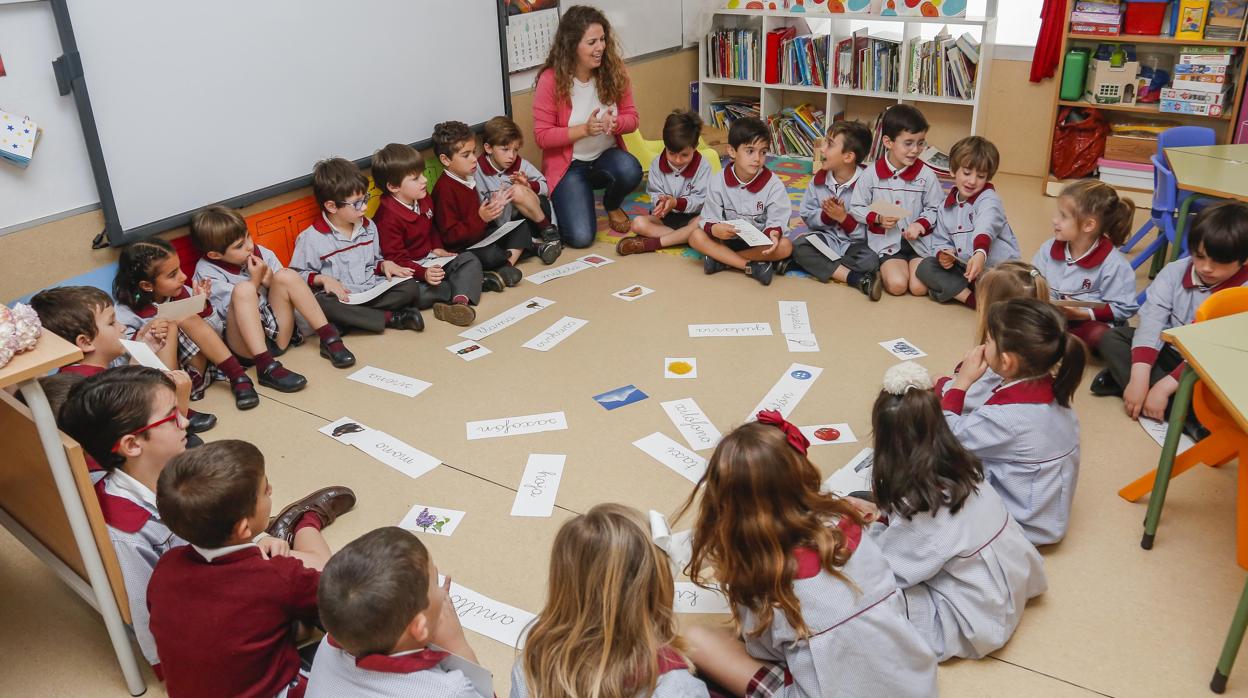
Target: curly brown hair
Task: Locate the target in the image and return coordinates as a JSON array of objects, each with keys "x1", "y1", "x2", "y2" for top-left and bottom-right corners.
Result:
[{"x1": 541, "y1": 5, "x2": 630, "y2": 105}]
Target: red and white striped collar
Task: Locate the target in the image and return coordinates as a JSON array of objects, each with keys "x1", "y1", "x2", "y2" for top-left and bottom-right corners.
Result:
[
  {"x1": 723, "y1": 164, "x2": 773, "y2": 193},
  {"x1": 1049, "y1": 236, "x2": 1113, "y2": 269},
  {"x1": 657, "y1": 150, "x2": 703, "y2": 178}
]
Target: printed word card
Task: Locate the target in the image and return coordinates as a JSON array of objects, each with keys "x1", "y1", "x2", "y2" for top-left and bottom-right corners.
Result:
[
  {"x1": 688, "y1": 322, "x2": 773, "y2": 337},
  {"x1": 347, "y1": 366, "x2": 431, "y2": 398},
  {"x1": 443, "y1": 577, "x2": 537, "y2": 649},
  {"x1": 399, "y1": 504, "x2": 465, "y2": 537},
  {"x1": 467, "y1": 411, "x2": 568, "y2": 441},
  {"x1": 879, "y1": 337, "x2": 927, "y2": 360},
  {"x1": 510, "y1": 454, "x2": 566, "y2": 517},
  {"x1": 522, "y1": 316, "x2": 588, "y2": 352},
  {"x1": 459, "y1": 297, "x2": 554, "y2": 341},
  {"x1": 745, "y1": 363, "x2": 823, "y2": 421},
  {"x1": 660, "y1": 398, "x2": 722, "y2": 451},
  {"x1": 633, "y1": 432, "x2": 707, "y2": 484},
  {"x1": 525, "y1": 260, "x2": 592, "y2": 285},
  {"x1": 673, "y1": 582, "x2": 732, "y2": 614}
]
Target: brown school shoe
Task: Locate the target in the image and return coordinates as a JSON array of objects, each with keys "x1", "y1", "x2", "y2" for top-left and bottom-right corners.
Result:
[
  {"x1": 607, "y1": 209, "x2": 631, "y2": 234},
  {"x1": 265, "y1": 486, "x2": 357, "y2": 546},
  {"x1": 433, "y1": 301, "x2": 476, "y2": 327},
  {"x1": 615, "y1": 236, "x2": 651, "y2": 256}
]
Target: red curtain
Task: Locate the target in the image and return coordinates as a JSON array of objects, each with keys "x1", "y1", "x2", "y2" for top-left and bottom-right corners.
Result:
[{"x1": 1030, "y1": 0, "x2": 1068, "y2": 82}]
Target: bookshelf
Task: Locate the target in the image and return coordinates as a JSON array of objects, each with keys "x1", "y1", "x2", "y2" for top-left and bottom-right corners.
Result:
[
  {"x1": 698, "y1": 5, "x2": 998, "y2": 161},
  {"x1": 1040, "y1": 6, "x2": 1248, "y2": 196}
]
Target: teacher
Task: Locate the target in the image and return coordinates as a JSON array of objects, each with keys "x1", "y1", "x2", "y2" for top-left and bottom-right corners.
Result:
[{"x1": 532, "y1": 5, "x2": 642, "y2": 249}]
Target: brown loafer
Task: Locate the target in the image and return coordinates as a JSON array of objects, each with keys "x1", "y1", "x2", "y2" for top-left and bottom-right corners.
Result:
[
  {"x1": 615, "y1": 236, "x2": 650, "y2": 256},
  {"x1": 607, "y1": 209, "x2": 631, "y2": 234},
  {"x1": 433, "y1": 301, "x2": 476, "y2": 327},
  {"x1": 265, "y1": 486, "x2": 357, "y2": 546}
]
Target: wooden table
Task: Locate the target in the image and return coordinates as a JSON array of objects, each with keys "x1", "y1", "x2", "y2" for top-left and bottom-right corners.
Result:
[
  {"x1": 0, "y1": 334, "x2": 147, "y2": 696},
  {"x1": 1164, "y1": 145, "x2": 1248, "y2": 271}
]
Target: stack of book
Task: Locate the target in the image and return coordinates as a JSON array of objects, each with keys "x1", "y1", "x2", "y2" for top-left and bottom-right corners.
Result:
[
  {"x1": 834, "y1": 29, "x2": 902, "y2": 93},
  {"x1": 781, "y1": 33, "x2": 830, "y2": 87},
  {"x1": 766, "y1": 104, "x2": 826, "y2": 157},
  {"x1": 906, "y1": 28, "x2": 979, "y2": 100},
  {"x1": 706, "y1": 29, "x2": 760, "y2": 82},
  {"x1": 1070, "y1": 0, "x2": 1122, "y2": 36},
  {"x1": 1098, "y1": 157, "x2": 1153, "y2": 189},
  {"x1": 1204, "y1": 0, "x2": 1248, "y2": 40},
  {"x1": 1161, "y1": 46, "x2": 1236, "y2": 116},
  {"x1": 708, "y1": 98, "x2": 761, "y2": 129}
]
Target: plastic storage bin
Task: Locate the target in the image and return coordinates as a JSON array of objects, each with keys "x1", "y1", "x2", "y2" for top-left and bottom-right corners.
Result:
[
  {"x1": 1062, "y1": 49, "x2": 1091, "y2": 100},
  {"x1": 1124, "y1": 0, "x2": 1169, "y2": 35}
]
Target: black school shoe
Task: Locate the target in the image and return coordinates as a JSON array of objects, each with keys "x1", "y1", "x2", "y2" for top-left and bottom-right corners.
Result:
[
  {"x1": 387, "y1": 308, "x2": 425, "y2": 332},
  {"x1": 858, "y1": 272, "x2": 883, "y2": 302},
  {"x1": 186, "y1": 409, "x2": 217, "y2": 434},
  {"x1": 257, "y1": 361, "x2": 307, "y2": 393},
  {"x1": 1089, "y1": 369, "x2": 1123, "y2": 397},
  {"x1": 746, "y1": 261, "x2": 774, "y2": 286},
  {"x1": 230, "y1": 375, "x2": 260, "y2": 410},
  {"x1": 483, "y1": 270, "x2": 506, "y2": 293},
  {"x1": 186, "y1": 432, "x2": 205, "y2": 449},
  {"x1": 704, "y1": 256, "x2": 727, "y2": 275},
  {"x1": 318, "y1": 336, "x2": 356, "y2": 369},
  {"x1": 538, "y1": 225, "x2": 562, "y2": 264},
  {"x1": 499, "y1": 265, "x2": 524, "y2": 287}
]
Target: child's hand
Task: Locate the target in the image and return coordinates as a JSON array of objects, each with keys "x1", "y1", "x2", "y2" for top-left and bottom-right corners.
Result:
[
  {"x1": 320, "y1": 276, "x2": 350, "y2": 303},
  {"x1": 138, "y1": 319, "x2": 172, "y2": 346},
  {"x1": 937, "y1": 249, "x2": 956, "y2": 269},
  {"x1": 903, "y1": 222, "x2": 926, "y2": 241},
  {"x1": 822, "y1": 197, "x2": 848, "y2": 223},
  {"x1": 879, "y1": 215, "x2": 900, "y2": 229},
  {"x1": 192, "y1": 278, "x2": 212, "y2": 297},
  {"x1": 510, "y1": 171, "x2": 529, "y2": 188},
  {"x1": 432, "y1": 575, "x2": 474, "y2": 659},
  {"x1": 245, "y1": 255, "x2": 270, "y2": 286},
  {"x1": 431, "y1": 248, "x2": 455, "y2": 258},
  {"x1": 478, "y1": 191, "x2": 509, "y2": 223},
  {"x1": 381, "y1": 260, "x2": 414, "y2": 279},
  {"x1": 963, "y1": 251, "x2": 986, "y2": 282},
  {"x1": 652, "y1": 195, "x2": 675, "y2": 219},
  {"x1": 509, "y1": 180, "x2": 537, "y2": 205},
  {"x1": 711, "y1": 223, "x2": 737, "y2": 240},
  {"x1": 1143, "y1": 375, "x2": 1179, "y2": 421},
  {"x1": 1059, "y1": 305, "x2": 1091, "y2": 322},
  {"x1": 844, "y1": 496, "x2": 879, "y2": 523},
  {"x1": 254, "y1": 535, "x2": 291, "y2": 560},
  {"x1": 425, "y1": 265, "x2": 446, "y2": 285},
  {"x1": 765, "y1": 229, "x2": 781, "y2": 255},
  {"x1": 953, "y1": 344, "x2": 989, "y2": 391},
  {"x1": 1122, "y1": 366, "x2": 1152, "y2": 420}
]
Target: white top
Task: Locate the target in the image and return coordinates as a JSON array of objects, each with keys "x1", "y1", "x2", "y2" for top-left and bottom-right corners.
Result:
[{"x1": 570, "y1": 78, "x2": 616, "y2": 162}]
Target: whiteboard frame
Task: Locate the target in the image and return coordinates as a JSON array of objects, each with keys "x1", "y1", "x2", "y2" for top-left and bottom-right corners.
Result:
[{"x1": 48, "y1": 0, "x2": 514, "y2": 247}]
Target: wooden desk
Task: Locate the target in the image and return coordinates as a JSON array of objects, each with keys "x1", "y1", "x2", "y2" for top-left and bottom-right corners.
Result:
[
  {"x1": 1166, "y1": 145, "x2": 1248, "y2": 203},
  {"x1": 0, "y1": 333, "x2": 147, "y2": 696}
]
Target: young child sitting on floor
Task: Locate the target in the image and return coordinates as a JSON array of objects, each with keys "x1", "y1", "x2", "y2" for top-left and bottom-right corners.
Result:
[
  {"x1": 856, "y1": 362, "x2": 1046, "y2": 661},
  {"x1": 475, "y1": 115, "x2": 563, "y2": 265},
  {"x1": 617, "y1": 109, "x2": 712, "y2": 257},
  {"x1": 191, "y1": 205, "x2": 356, "y2": 379},
  {"x1": 308, "y1": 527, "x2": 490, "y2": 697},
  {"x1": 917, "y1": 136, "x2": 1020, "y2": 307},
  {"x1": 372, "y1": 142, "x2": 481, "y2": 327},
  {"x1": 512, "y1": 504, "x2": 709, "y2": 697},
  {"x1": 288, "y1": 157, "x2": 424, "y2": 335},
  {"x1": 148, "y1": 440, "x2": 356, "y2": 698},
  {"x1": 849, "y1": 104, "x2": 943, "y2": 297},
  {"x1": 791, "y1": 120, "x2": 881, "y2": 300},
  {"x1": 690, "y1": 116, "x2": 794, "y2": 287},
  {"x1": 677, "y1": 412, "x2": 937, "y2": 697}
]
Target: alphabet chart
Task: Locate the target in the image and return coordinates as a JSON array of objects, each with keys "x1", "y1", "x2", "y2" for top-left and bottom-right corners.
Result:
[{"x1": 507, "y1": 8, "x2": 560, "y2": 72}]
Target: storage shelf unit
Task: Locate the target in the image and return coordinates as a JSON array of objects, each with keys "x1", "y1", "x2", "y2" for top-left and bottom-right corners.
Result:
[
  {"x1": 1041, "y1": 10, "x2": 1248, "y2": 196},
  {"x1": 699, "y1": 5, "x2": 998, "y2": 160}
]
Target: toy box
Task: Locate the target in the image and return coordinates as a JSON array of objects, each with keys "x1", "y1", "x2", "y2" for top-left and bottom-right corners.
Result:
[{"x1": 1086, "y1": 57, "x2": 1141, "y2": 104}]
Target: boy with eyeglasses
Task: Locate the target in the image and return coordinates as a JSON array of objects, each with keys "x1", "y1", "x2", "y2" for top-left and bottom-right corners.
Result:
[{"x1": 289, "y1": 157, "x2": 425, "y2": 334}]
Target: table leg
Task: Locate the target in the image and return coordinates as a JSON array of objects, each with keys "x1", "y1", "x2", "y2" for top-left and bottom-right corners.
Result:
[
  {"x1": 1142, "y1": 365, "x2": 1198, "y2": 551},
  {"x1": 15, "y1": 379, "x2": 147, "y2": 696},
  {"x1": 1171, "y1": 195, "x2": 1209, "y2": 264},
  {"x1": 1212, "y1": 574, "x2": 1248, "y2": 693}
]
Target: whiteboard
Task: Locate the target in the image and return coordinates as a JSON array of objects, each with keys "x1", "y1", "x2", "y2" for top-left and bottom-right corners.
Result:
[
  {"x1": 59, "y1": 0, "x2": 509, "y2": 242},
  {"x1": 597, "y1": 0, "x2": 684, "y2": 60}
]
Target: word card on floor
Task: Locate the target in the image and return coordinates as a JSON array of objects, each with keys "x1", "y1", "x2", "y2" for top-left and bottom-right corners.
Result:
[
  {"x1": 510, "y1": 454, "x2": 566, "y2": 517},
  {"x1": 745, "y1": 364, "x2": 823, "y2": 421},
  {"x1": 633, "y1": 432, "x2": 707, "y2": 483},
  {"x1": 441, "y1": 576, "x2": 536, "y2": 649},
  {"x1": 660, "y1": 398, "x2": 722, "y2": 451},
  {"x1": 459, "y1": 297, "x2": 554, "y2": 341},
  {"x1": 466, "y1": 411, "x2": 569, "y2": 440}
]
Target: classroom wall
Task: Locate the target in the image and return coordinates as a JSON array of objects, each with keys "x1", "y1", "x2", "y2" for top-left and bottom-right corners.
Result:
[{"x1": 0, "y1": 50, "x2": 1050, "y2": 302}]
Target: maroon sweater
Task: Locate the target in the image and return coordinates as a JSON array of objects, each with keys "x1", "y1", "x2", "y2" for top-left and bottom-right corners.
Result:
[
  {"x1": 375, "y1": 194, "x2": 443, "y2": 280},
  {"x1": 431, "y1": 173, "x2": 487, "y2": 251},
  {"x1": 147, "y1": 546, "x2": 320, "y2": 698}
]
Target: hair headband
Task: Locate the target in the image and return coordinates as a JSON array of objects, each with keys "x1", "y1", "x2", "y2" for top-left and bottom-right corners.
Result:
[{"x1": 756, "y1": 410, "x2": 809, "y2": 455}]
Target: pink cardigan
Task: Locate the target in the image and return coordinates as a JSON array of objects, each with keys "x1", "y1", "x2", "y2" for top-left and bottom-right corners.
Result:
[{"x1": 531, "y1": 68, "x2": 639, "y2": 193}]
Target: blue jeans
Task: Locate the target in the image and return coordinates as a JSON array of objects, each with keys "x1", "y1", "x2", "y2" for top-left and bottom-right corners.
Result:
[{"x1": 551, "y1": 147, "x2": 642, "y2": 248}]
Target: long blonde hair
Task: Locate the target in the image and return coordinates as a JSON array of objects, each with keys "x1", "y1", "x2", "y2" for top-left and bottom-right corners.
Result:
[
  {"x1": 540, "y1": 5, "x2": 630, "y2": 105},
  {"x1": 676, "y1": 423, "x2": 862, "y2": 639},
  {"x1": 520, "y1": 504, "x2": 685, "y2": 698},
  {"x1": 974, "y1": 260, "x2": 1051, "y2": 344}
]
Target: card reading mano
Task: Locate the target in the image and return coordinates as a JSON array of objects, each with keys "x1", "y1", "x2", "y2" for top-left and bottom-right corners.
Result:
[{"x1": 592, "y1": 384, "x2": 648, "y2": 410}]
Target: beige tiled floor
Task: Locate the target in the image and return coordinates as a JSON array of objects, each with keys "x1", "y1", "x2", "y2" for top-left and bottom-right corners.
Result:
[{"x1": 2, "y1": 173, "x2": 1243, "y2": 697}]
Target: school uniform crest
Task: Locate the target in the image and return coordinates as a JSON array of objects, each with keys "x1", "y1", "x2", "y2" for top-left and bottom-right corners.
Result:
[{"x1": 1081, "y1": 278, "x2": 1092, "y2": 291}]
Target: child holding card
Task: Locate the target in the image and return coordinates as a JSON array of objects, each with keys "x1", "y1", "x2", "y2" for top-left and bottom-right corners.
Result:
[
  {"x1": 616, "y1": 109, "x2": 712, "y2": 256},
  {"x1": 1031, "y1": 180, "x2": 1139, "y2": 354},
  {"x1": 916, "y1": 136, "x2": 1021, "y2": 308},
  {"x1": 849, "y1": 105, "x2": 944, "y2": 297},
  {"x1": 689, "y1": 117, "x2": 793, "y2": 286},
  {"x1": 475, "y1": 115, "x2": 563, "y2": 265},
  {"x1": 853, "y1": 362, "x2": 1046, "y2": 661},
  {"x1": 513, "y1": 504, "x2": 709, "y2": 697},
  {"x1": 677, "y1": 412, "x2": 937, "y2": 696}
]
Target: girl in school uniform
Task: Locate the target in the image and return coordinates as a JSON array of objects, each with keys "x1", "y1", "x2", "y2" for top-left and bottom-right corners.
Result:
[
  {"x1": 857, "y1": 362, "x2": 1047, "y2": 661},
  {"x1": 1031, "y1": 180, "x2": 1140, "y2": 354},
  {"x1": 112, "y1": 237, "x2": 260, "y2": 410},
  {"x1": 511, "y1": 503, "x2": 709, "y2": 698},
  {"x1": 942, "y1": 298, "x2": 1086, "y2": 546},
  {"x1": 678, "y1": 412, "x2": 938, "y2": 698}
]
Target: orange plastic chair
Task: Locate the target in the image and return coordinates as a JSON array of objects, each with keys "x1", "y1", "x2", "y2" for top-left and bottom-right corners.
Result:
[{"x1": 1119, "y1": 287, "x2": 1248, "y2": 567}]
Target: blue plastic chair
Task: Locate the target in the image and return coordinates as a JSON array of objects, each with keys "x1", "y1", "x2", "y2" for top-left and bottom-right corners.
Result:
[{"x1": 1120, "y1": 126, "x2": 1216, "y2": 281}]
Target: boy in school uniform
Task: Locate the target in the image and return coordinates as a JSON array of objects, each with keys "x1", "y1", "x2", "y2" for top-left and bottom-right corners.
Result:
[
  {"x1": 432, "y1": 120, "x2": 526, "y2": 291},
  {"x1": 190, "y1": 206, "x2": 356, "y2": 376},
  {"x1": 916, "y1": 136, "x2": 1021, "y2": 307},
  {"x1": 849, "y1": 104, "x2": 944, "y2": 296},
  {"x1": 688, "y1": 116, "x2": 793, "y2": 286},
  {"x1": 616, "y1": 109, "x2": 712, "y2": 256},
  {"x1": 1094, "y1": 202, "x2": 1248, "y2": 428},
  {"x1": 791, "y1": 120, "x2": 883, "y2": 300},
  {"x1": 148, "y1": 440, "x2": 356, "y2": 698},
  {"x1": 30, "y1": 285, "x2": 215, "y2": 437},
  {"x1": 372, "y1": 142, "x2": 481, "y2": 327},
  {"x1": 288, "y1": 158, "x2": 425, "y2": 334},
  {"x1": 307, "y1": 527, "x2": 491, "y2": 698},
  {"x1": 474, "y1": 115, "x2": 563, "y2": 265}
]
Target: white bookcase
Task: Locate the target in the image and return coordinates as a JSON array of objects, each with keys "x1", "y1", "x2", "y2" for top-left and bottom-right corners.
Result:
[{"x1": 698, "y1": 5, "x2": 999, "y2": 156}]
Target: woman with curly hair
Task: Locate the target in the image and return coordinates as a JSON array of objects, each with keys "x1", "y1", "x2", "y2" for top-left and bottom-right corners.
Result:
[{"x1": 532, "y1": 5, "x2": 642, "y2": 248}]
